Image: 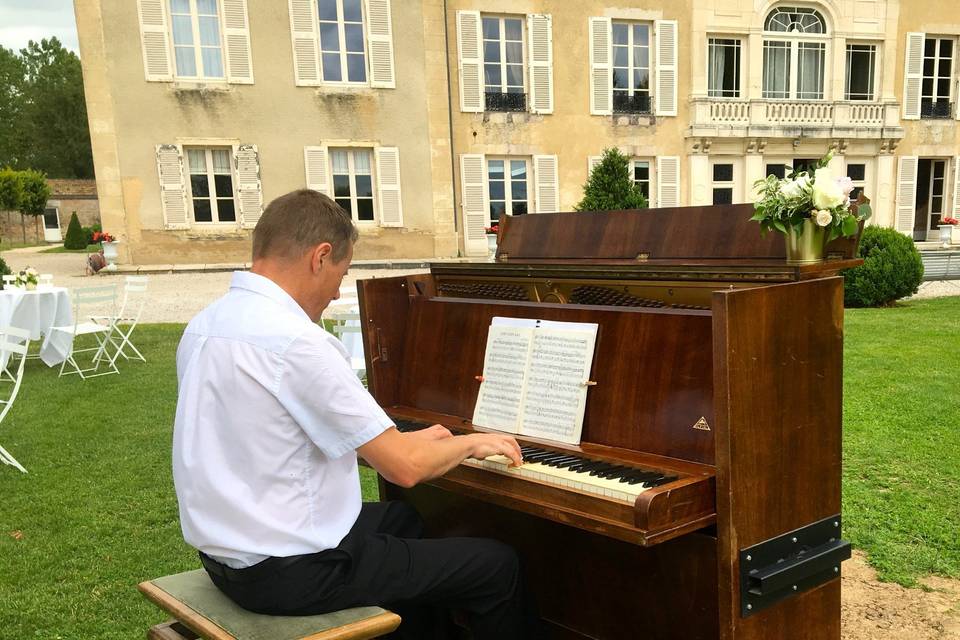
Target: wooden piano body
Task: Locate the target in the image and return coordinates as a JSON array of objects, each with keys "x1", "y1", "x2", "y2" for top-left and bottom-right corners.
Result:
[{"x1": 357, "y1": 204, "x2": 859, "y2": 640}]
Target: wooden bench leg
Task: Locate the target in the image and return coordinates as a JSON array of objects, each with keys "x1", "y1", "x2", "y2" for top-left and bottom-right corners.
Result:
[{"x1": 148, "y1": 620, "x2": 199, "y2": 640}]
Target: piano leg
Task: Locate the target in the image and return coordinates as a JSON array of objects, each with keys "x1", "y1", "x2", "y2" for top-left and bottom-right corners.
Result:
[{"x1": 383, "y1": 482, "x2": 720, "y2": 640}]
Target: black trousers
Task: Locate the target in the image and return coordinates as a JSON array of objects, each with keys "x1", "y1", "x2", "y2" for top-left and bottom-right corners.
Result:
[{"x1": 201, "y1": 501, "x2": 536, "y2": 640}]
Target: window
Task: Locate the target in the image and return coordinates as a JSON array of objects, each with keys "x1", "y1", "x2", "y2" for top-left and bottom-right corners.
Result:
[
  {"x1": 708, "y1": 38, "x2": 741, "y2": 98},
  {"x1": 766, "y1": 163, "x2": 787, "y2": 179},
  {"x1": 762, "y1": 7, "x2": 827, "y2": 100},
  {"x1": 186, "y1": 148, "x2": 236, "y2": 223},
  {"x1": 633, "y1": 160, "x2": 652, "y2": 202},
  {"x1": 846, "y1": 163, "x2": 866, "y2": 202},
  {"x1": 712, "y1": 163, "x2": 734, "y2": 205},
  {"x1": 612, "y1": 21, "x2": 651, "y2": 113},
  {"x1": 922, "y1": 38, "x2": 954, "y2": 118},
  {"x1": 318, "y1": 0, "x2": 367, "y2": 83},
  {"x1": 487, "y1": 157, "x2": 529, "y2": 226},
  {"x1": 169, "y1": 0, "x2": 225, "y2": 79},
  {"x1": 483, "y1": 16, "x2": 526, "y2": 111},
  {"x1": 331, "y1": 148, "x2": 375, "y2": 222},
  {"x1": 845, "y1": 44, "x2": 876, "y2": 101}
]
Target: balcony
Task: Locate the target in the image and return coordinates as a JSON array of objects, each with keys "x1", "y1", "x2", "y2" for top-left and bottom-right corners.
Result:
[
  {"x1": 921, "y1": 100, "x2": 954, "y2": 119},
  {"x1": 485, "y1": 91, "x2": 527, "y2": 112},
  {"x1": 689, "y1": 98, "x2": 904, "y2": 140},
  {"x1": 613, "y1": 93, "x2": 653, "y2": 115}
]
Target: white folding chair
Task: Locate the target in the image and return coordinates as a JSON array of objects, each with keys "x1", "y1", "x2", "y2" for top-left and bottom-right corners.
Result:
[
  {"x1": 39, "y1": 274, "x2": 53, "y2": 288},
  {"x1": 324, "y1": 285, "x2": 366, "y2": 379},
  {"x1": 49, "y1": 285, "x2": 120, "y2": 379},
  {"x1": 0, "y1": 326, "x2": 31, "y2": 473},
  {"x1": 2, "y1": 275, "x2": 16, "y2": 289},
  {"x1": 91, "y1": 275, "x2": 148, "y2": 363}
]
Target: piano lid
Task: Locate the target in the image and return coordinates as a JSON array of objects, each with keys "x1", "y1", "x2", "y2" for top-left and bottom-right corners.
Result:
[{"x1": 489, "y1": 202, "x2": 864, "y2": 264}]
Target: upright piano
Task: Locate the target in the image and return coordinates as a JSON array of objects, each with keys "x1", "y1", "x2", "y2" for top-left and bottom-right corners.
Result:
[{"x1": 357, "y1": 204, "x2": 860, "y2": 640}]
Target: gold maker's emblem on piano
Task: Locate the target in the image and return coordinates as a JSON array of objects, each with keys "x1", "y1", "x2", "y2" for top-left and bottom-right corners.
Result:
[{"x1": 692, "y1": 417, "x2": 711, "y2": 431}]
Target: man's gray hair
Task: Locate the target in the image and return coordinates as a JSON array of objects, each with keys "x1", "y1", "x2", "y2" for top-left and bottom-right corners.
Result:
[{"x1": 252, "y1": 190, "x2": 358, "y2": 262}]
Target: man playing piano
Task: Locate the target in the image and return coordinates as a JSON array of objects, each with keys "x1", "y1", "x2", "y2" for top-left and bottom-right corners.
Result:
[{"x1": 172, "y1": 190, "x2": 531, "y2": 639}]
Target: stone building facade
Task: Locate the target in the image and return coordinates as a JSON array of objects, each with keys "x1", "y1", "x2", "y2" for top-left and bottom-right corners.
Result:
[{"x1": 0, "y1": 179, "x2": 100, "y2": 245}]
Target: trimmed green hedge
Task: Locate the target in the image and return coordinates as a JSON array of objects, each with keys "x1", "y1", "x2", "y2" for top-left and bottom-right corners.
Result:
[
  {"x1": 843, "y1": 226, "x2": 924, "y2": 307},
  {"x1": 63, "y1": 212, "x2": 87, "y2": 250}
]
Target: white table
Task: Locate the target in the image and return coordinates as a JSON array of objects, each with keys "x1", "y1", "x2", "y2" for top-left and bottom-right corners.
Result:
[{"x1": 0, "y1": 286, "x2": 74, "y2": 367}]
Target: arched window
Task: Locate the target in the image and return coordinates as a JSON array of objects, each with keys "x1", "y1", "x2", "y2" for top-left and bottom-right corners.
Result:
[{"x1": 762, "y1": 6, "x2": 829, "y2": 100}]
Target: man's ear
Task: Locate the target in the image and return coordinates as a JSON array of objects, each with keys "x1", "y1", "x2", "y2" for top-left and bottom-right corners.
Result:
[{"x1": 310, "y1": 243, "x2": 333, "y2": 273}]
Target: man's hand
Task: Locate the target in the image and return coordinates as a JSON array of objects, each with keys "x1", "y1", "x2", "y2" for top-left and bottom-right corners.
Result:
[
  {"x1": 465, "y1": 433, "x2": 523, "y2": 467},
  {"x1": 407, "y1": 424, "x2": 454, "y2": 441}
]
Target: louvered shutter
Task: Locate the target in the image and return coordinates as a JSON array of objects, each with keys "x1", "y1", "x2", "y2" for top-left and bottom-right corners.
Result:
[
  {"x1": 375, "y1": 147, "x2": 403, "y2": 227},
  {"x1": 534, "y1": 155, "x2": 560, "y2": 213},
  {"x1": 304, "y1": 146, "x2": 331, "y2": 195},
  {"x1": 138, "y1": 0, "x2": 173, "y2": 81},
  {"x1": 365, "y1": 0, "x2": 396, "y2": 88},
  {"x1": 220, "y1": 0, "x2": 254, "y2": 84},
  {"x1": 460, "y1": 154, "x2": 488, "y2": 255},
  {"x1": 954, "y1": 157, "x2": 960, "y2": 217},
  {"x1": 588, "y1": 156, "x2": 602, "y2": 175},
  {"x1": 589, "y1": 17, "x2": 612, "y2": 115},
  {"x1": 457, "y1": 11, "x2": 484, "y2": 113},
  {"x1": 902, "y1": 33, "x2": 924, "y2": 120},
  {"x1": 156, "y1": 145, "x2": 188, "y2": 229},
  {"x1": 655, "y1": 20, "x2": 678, "y2": 117},
  {"x1": 289, "y1": 0, "x2": 321, "y2": 85},
  {"x1": 896, "y1": 156, "x2": 919, "y2": 235},
  {"x1": 527, "y1": 14, "x2": 553, "y2": 114},
  {"x1": 235, "y1": 144, "x2": 263, "y2": 229},
  {"x1": 657, "y1": 156, "x2": 680, "y2": 207}
]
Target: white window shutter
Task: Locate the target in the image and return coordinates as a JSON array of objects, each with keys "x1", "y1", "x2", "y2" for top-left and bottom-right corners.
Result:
[
  {"x1": 902, "y1": 33, "x2": 924, "y2": 120},
  {"x1": 954, "y1": 157, "x2": 960, "y2": 217},
  {"x1": 589, "y1": 17, "x2": 612, "y2": 115},
  {"x1": 457, "y1": 11, "x2": 484, "y2": 113},
  {"x1": 365, "y1": 0, "x2": 395, "y2": 88},
  {"x1": 156, "y1": 144, "x2": 188, "y2": 229},
  {"x1": 896, "y1": 156, "x2": 919, "y2": 234},
  {"x1": 657, "y1": 156, "x2": 680, "y2": 207},
  {"x1": 527, "y1": 14, "x2": 553, "y2": 114},
  {"x1": 375, "y1": 147, "x2": 403, "y2": 227},
  {"x1": 655, "y1": 20, "x2": 678, "y2": 117},
  {"x1": 137, "y1": 0, "x2": 173, "y2": 81},
  {"x1": 534, "y1": 155, "x2": 560, "y2": 213},
  {"x1": 460, "y1": 154, "x2": 488, "y2": 255},
  {"x1": 289, "y1": 0, "x2": 321, "y2": 86},
  {"x1": 220, "y1": 0, "x2": 254, "y2": 84},
  {"x1": 304, "y1": 146, "x2": 331, "y2": 195},
  {"x1": 235, "y1": 144, "x2": 263, "y2": 229},
  {"x1": 588, "y1": 155, "x2": 602, "y2": 175}
]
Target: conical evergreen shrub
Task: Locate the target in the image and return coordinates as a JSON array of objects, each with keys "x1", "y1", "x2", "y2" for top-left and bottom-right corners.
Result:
[
  {"x1": 575, "y1": 148, "x2": 649, "y2": 212},
  {"x1": 63, "y1": 212, "x2": 87, "y2": 250}
]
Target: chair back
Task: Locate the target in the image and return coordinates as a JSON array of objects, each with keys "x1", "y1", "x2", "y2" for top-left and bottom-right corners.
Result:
[
  {"x1": 39, "y1": 274, "x2": 53, "y2": 288},
  {"x1": 119, "y1": 276, "x2": 149, "y2": 321},
  {"x1": 0, "y1": 326, "x2": 30, "y2": 423},
  {"x1": 2, "y1": 275, "x2": 16, "y2": 286},
  {"x1": 72, "y1": 284, "x2": 118, "y2": 326}
]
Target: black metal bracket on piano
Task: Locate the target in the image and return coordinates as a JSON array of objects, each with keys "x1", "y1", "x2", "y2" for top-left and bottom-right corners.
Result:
[{"x1": 739, "y1": 514, "x2": 852, "y2": 618}]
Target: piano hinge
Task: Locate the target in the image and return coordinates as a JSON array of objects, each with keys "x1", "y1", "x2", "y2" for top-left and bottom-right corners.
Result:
[
  {"x1": 635, "y1": 252, "x2": 650, "y2": 262},
  {"x1": 692, "y1": 417, "x2": 711, "y2": 431}
]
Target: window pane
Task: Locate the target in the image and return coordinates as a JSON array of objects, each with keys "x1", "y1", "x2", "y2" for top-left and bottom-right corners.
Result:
[
  {"x1": 847, "y1": 164, "x2": 866, "y2": 181},
  {"x1": 762, "y1": 42, "x2": 790, "y2": 98},
  {"x1": 191, "y1": 175, "x2": 210, "y2": 197},
  {"x1": 482, "y1": 18, "x2": 499, "y2": 40},
  {"x1": 199, "y1": 16, "x2": 220, "y2": 46},
  {"x1": 942, "y1": 39, "x2": 953, "y2": 57},
  {"x1": 201, "y1": 48, "x2": 224, "y2": 78},
  {"x1": 357, "y1": 198, "x2": 374, "y2": 221},
  {"x1": 197, "y1": 0, "x2": 217, "y2": 14},
  {"x1": 347, "y1": 54, "x2": 366, "y2": 82},
  {"x1": 634, "y1": 162, "x2": 649, "y2": 181},
  {"x1": 217, "y1": 198, "x2": 236, "y2": 222},
  {"x1": 484, "y1": 41, "x2": 500, "y2": 63},
  {"x1": 850, "y1": 187, "x2": 863, "y2": 201},
  {"x1": 330, "y1": 150, "x2": 349, "y2": 173},
  {"x1": 214, "y1": 174, "x2": 233, "y2": 197},
  {"x1": 336, "y1": 198, "x2": 352, "y2": 214},
  {"x1": 193, "y1": 199, "x2": 212, "y2": 222},
  {"x1": 504, "y1": 19, "x2": 522, "y2": 41},
  {"x1": 505, "y1": 42, "x2": 523, "y2": 64},
  {"x1": 612, "y1": 23, "x2": 628, "y2": 45},
  {"x1": 170, "y1": 0, "x2": 190, "y2": 13},
  {"x1": 510, "y1": 160, "x2": 527, "y2": 179},
  {"x1": 713, "y1": 164, "x2": 734, "y2": 182},
  {"x1": 766, "y1": 164, "x2": 787, "y2": 179},
  {"x1": 342, "y1": 0, "x2": 362, "y2": 22},
  {"x1": 512, "y1": 180, "x2": 527, "y2": 200},
  {"x1": 924, "y1": 57, "x2": 936, "y2": 77},
  {"x1": 318, "y1": 0, "x2": 338, "y2": 21},
  {"x1": 634, "y1": 70, "x2": 649, "y2": 91},
  {"x1": 355, "y1": 175, "x2": 372, "y2": 198},
  {"x1": 512, "y1": 201, "x2": 528, "y2": 215},
  {"x1": 487, "y1": 160, "x2": 504, "y2": 179},
  {"x1": 320, "y1": 23, "x2": 340, "y2": 52},
  {"x1": 613, "y1": 68, "x2": 628, "y2": 89},
  {"x1": 613, "y1": 46, "x2": 628, "y2": 67},
  {"x1": 187, "y1": 150, "x2": 207, "y2": 173},
  {"x1": 354, "y1": 150, "x2": 372, "y2": 173},
  {"x1": 633, "y1": 46, "x2": 649, "y2": 69},
  {"x1": 846, "y1": 45, "x2": 874, "y2": 100},
  {"x1": 211, "y1": 149, "x2": 231, "y2": 173},
  {"x1": 489, "y1": 201, "x2": 506, "y2": 221},
  {"x1": 174, "y1": 47, "x2": 196, "y2": 75},
  {"x1": 171, "y1": 15, "x2": 193, "y2": 45},
  {"x1": 932, "y1": 196, "x2": 943, "y2": 212},
  {"x1": 713, "y1": 188, "x2": 734, "y2": 205},
  {"x1": 322, "y1": 53, "x2": 342, "y2": 81},
  {"x1": 506, "y1": 65, "x2": 523, "y2": 88},
  {"x1": 488, "y1": 180, "x2": 505, "y2": 200},
  {"x1": 345, "y1": 24, "x2": 364, "y2": 53},
  {"x1": 934, "y1": 162, "x2": 945, "y2": 180},
  {"x1": 484, "y1": 64, "x2": 502, "y2": 88},
  {"x1": 333, "y1": 175, "x2": 352, "y2": 197},
  {"x1": 797, "y1": 43, "x2": 824, "y2": 99}
]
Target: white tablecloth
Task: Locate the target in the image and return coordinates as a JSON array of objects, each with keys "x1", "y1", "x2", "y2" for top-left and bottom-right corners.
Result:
[{"x1": 0, "y1": 286, "x2": 73, "y2": 367}]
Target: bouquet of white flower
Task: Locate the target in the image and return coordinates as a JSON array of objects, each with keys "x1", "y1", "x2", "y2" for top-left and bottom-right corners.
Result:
[
  {"x1": 751, "y1": 151, "x2": 872, "y2": 243},
  {"x1": 15, "y1": 267, "x2": 39, "y2": 290}
]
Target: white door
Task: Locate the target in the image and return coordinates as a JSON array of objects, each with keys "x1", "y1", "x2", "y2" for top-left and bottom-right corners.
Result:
[{"x1": 43, "y1": 207, "x2": 62, "y2": 243}]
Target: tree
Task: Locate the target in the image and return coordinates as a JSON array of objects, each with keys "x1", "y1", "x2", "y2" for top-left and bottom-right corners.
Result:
[
  {"x1": 575, "y1": 148, "x2": 649, "y2": 212},
  {"x1": 17, "y1": 170, "x2": 51, "y2": 244},
  {"x1": 0, "y1": 168, "x2": 21, "y2": 212},
  {"x1": 0, "y1": 48, "x2": 25, "y2": 170},
  {"x1": 63, "y1": 211, "x2": 86, "y2": 250}
]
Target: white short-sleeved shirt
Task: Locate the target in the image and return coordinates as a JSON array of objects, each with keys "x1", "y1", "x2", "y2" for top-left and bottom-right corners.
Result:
[{"x1": 172, "y1": 272, "x2": 393, "y2": 568}]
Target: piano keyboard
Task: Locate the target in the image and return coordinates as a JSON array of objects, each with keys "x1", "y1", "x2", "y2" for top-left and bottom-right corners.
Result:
[{"x1": 393, "y1": 418, "x2": 678, "y2": 504}]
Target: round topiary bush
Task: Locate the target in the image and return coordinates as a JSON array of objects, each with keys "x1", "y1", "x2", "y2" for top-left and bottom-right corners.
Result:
[
  {"x1": 63, "y1": 212, "x2": 87, "y2": 250},
  {"x1": 843, "y1": 226, "x2": 923, "y2": 307}
]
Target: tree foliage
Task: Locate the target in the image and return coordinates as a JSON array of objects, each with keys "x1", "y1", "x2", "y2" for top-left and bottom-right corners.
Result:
[
  {"x1": 63, "y1": 212, "x2": 87, "y2": 250},
  {"x1": 0, "y1": 38, "x2": 93, "y2": 179},
  {"x1": 0, "y1": 167, "x2": 22, "y2": 211},
  {"x1": 575, "y1": 147, "x2": 648, "y2": 212},
  {"x1": 17, "y1": 169, "x2": 50, "y2": 216}
]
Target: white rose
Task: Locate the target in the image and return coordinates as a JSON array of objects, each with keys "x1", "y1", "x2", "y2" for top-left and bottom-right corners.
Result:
[
  {"x1": 812, "y1": 168, "x2": 846, "y2": 209},
  {"x1": 780, "y1": 176, "x2": 809, "y2": 199},
  {"x1": 815, "y1": 209, "x2": 833, "y2": 227}
]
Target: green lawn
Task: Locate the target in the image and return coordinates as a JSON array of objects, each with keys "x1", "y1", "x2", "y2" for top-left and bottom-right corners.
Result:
[
  {"x1": 39, "y1": 243, "x2": 101, "y2": 254},
  {"x1": 0, "y1": 297, "x2": 957, "y2": 637}
]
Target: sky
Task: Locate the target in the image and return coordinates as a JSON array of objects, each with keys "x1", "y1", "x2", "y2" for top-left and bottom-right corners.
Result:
[{"x1": 0, "y1": 0, "x2": 80, "y2": 55}]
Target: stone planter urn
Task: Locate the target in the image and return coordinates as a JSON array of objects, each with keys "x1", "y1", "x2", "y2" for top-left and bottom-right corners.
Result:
[
  {"x1": 938, "y1": 225, "x2": 953, "y2": 248},
  {"x1": 102, "y1": 240, "x2": 120, "y2": 270},
  {"x1": 486, "y1": 233, "x2": 498, "y2": 259}
]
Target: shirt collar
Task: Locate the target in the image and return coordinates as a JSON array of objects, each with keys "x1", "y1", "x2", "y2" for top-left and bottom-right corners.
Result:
[{"x1": 229, "y1": 271, "x2": 312, "y2": 322}]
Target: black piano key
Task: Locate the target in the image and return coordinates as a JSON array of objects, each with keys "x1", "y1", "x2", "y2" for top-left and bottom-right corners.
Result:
[
  {"x1": 588, "y1": 463, "x2": 621, "y2": 477},
  {"x1": 571, "y1": 461, "x2": 606, "y2": 473},
  {"x1": 598, "y1": 465, "x2": 632, "y2": 479},
  {"x1": 524, "y1": 451, "x2": 559, "y2": 463},
  {"x1": 554, "y1": 457, "x2": 586, "y2": 469},
  {"x1": 544, "y1": 456, "x2": 582, "y2": 468},
  {"x1": 645, "y1": 475, "x2": 677, "y2": 487},
  {"x1": 541, "y1": 454, "x2": 578, "y2": 466}
]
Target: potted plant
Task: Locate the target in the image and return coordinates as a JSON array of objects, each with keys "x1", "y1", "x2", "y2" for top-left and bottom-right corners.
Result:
[
  {"x1": 751, "y1": 151, "x2": 872, "y2": 264},
  {"x1": 93, "y1": 231, "x2": 119, "y2": 269},
  {"x1": 940, "y1": 216, "x2": 958, "y2": 247},
  {"x1": 484, "y1": 224, "x2": 499, "y2": 257},
  {"x1": 15, "y1": 267, "x2": 39, "y2": 290}
]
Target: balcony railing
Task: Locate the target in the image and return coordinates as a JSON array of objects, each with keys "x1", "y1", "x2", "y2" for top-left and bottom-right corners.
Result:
[
  {"x1": 689, "y1": 98, "x2": 902, "y2": 137},
  {"x1": 613, "y1": 93, "x2": 653, "y2": 114},
  {"x1": 921, "y1": 100, "x2": 954, "y2": 119},
  {"x1": 485, "y1": 92, "x2": 527, "y2": 112}
]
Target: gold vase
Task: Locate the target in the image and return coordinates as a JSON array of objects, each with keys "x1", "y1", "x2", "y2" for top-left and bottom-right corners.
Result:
[{"x1": 785, "y1": 218, "x2": 827, "y2": 265}]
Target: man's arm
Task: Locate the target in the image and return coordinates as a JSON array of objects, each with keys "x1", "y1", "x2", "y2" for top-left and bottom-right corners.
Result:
[{"x1": 358, "y1": 426, "x2": 523, "y2": 489}]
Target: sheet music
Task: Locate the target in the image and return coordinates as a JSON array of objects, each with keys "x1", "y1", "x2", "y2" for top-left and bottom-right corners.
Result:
[
  {"x1": 472, "y1": 325, "x2": 533, "y2": 432},
  {"x1": 519, "y1": 329, "x2": 596, "y2": 444},
  {"x1": 472, "y1": 318, "x2": 598, "y2": 446}
]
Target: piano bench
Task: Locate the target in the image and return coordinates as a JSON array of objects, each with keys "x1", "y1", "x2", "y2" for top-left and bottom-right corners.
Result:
[{"x1": 138, "y1": 569, "x2": 401, "y2": 640}]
